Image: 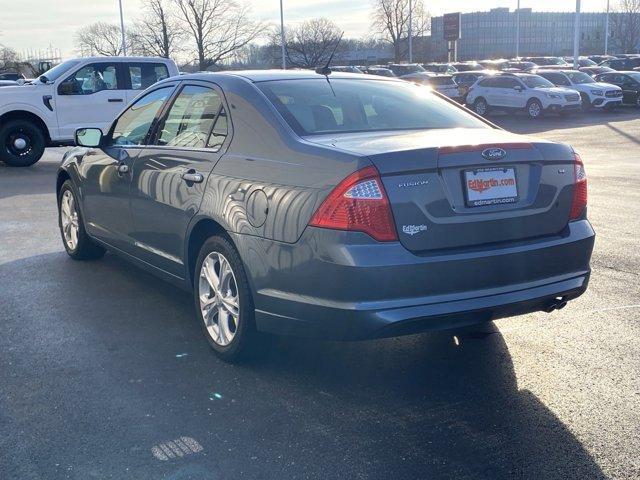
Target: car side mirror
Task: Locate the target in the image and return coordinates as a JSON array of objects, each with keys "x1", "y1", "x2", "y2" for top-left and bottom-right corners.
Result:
[
  {"x1": 514, "y1": 85, "x2": 523, "y2": 92},
  {"x1": 58, "y1": 80, "x2": 78, "y2": 95},
  {"x1": 75, "y1": 128, "x2": 103, "y2": 148}
]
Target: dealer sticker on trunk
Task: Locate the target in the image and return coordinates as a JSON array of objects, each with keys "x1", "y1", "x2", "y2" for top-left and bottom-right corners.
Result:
[{"x1": 464, "y1": 167, "x2": 518, "y2": 207}]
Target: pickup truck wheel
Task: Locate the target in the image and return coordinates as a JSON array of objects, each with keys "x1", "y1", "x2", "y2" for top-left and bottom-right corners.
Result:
[{"x1": 0, "y1": 119, "x2": 46, "y2": 167}]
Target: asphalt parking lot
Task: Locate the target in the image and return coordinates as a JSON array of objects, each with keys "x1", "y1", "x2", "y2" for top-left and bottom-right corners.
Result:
[{"x1": 1, "y1": 109, "x2": 639, "y2": 480}]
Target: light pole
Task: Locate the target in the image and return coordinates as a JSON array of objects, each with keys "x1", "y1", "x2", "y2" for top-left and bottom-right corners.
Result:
[
  {"x1": 515, "y1": 0, "x2": 520, "y2": 59},
  {"x1": 408, "y1": 0, "x2": 413, "y2": 63},
  {"x1": 605, "y1": 0, "x2": 610, "y2": 55},
  {"x1": 280, "y1": 0, "x2": 286, "y2": 69},
  {"x1": 118, "y1": 0, "x2": 127, "y2": 56},
  {"x1": 573, "y1": 0, "x2": 581, "y2": 69}
]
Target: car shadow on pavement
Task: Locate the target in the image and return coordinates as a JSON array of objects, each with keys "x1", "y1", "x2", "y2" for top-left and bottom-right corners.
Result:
[{"x1": 0, "y1": 252, "x2": 606, "y2": 480}]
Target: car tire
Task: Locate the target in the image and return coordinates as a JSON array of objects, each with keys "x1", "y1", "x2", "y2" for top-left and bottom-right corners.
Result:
[
  {"x1": 194, "y1": 235, "x2": 259, "y2": 362},
  {"x1": 526, "y1": 98, "x2": 544, "y2": 119},
  {"x1": 580, "y1": 93, "x2": 592, "y2": 111},
  {"x1": 0, "y1": 119, "x2": 46, "y2": 167},
  {"x1": 473, "y1": 97, "x2": 489, "y2": 117},
  {"x1": 58, "y1": 180, "x2": 106, "y2": 260}
]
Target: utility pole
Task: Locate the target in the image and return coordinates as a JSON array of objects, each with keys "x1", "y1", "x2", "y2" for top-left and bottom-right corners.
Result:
[
  {"x1": 605, "y1": 0, "x2": 610, "y2": 55},
  {"x1": 118, "y1": 0, "x2": 127, "y2": 56},
  {"x1": 280, "y1": 0, "x2": 286, "y2": 69},
  {"x1": 408, "y1": 0, "x2": 413, "y2": 63},
  {"x1": 515, "y1": 0, "x2": 520, "y2": 58},
  {"x1": 573, "y1": 0, "x2": 581, "y2": 69}
]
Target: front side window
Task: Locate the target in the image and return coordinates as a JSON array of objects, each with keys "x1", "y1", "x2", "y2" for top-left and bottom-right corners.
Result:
[
  {"x1": 128, "y1": 63, "x2": 170, "y2": 90},
  {"x1": 62, "y1": 63, "x2": 119, "y2": 95},
  {"x1": 110, "y1": 86, "x2": 173, "y2": 146},
  {"x1": 157, "y1": 85, "x2": 227, "y2": 150},
  {"x1": 258, "y1": 78, "x2": 488, "y2": 136}
]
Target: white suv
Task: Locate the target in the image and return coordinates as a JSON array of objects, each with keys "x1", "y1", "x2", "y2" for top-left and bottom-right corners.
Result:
[
  {"x1": 466, "y1": 73, "x2": 582, "y2": 119},
  {"x1": 536, "y1": 70, "x2": 623, "y2": 110},
  {"x1": 0, "y1": 56, "x2": 179, "y2": 166}
]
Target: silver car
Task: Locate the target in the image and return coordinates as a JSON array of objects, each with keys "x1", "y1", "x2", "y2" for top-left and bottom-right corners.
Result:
[{"x1": 57, "y1": 70, "x2": 594, "y2": 361}]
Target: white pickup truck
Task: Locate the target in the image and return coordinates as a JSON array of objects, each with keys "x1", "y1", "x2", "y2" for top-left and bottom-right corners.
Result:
[{"x1": 0, "y1": 56, "x2": 179, "y2": 166}]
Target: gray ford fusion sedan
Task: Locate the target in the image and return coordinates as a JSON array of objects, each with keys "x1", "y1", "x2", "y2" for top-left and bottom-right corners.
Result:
[{"x1": 57, "y1": 70, "x2": 594, "y2": 361}]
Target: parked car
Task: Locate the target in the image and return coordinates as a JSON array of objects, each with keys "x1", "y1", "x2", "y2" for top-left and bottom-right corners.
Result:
[
  {"x1": 56, "y1": 70, "x2": 594, "y2": 361},
  {"x1": 594, "y1": 71, "x2": 640, "y2": 106},
  {"x1": 329, "y1": 66, "x2": 364, "y2": 74},
  {"x1": 386, "y1": 63, "x2": 427, "y2": 78},
  {"x1": 0, "y1": 56, "x2": 178, "y2": 167},
  {"x1": 579, "y1": 66, "x2": 615, "y2": 77},
  {"x1": 0, "y1": 71, "x2": 26, "y2": 81},
  {"x1": 537, "y1": 70, "x2": 622, "y2": 110},
  {"x1": 420, "y1": 74, "x2": 463, "y2": 102},
  {"x1": 364, "y1": 66, "x2": 395, "y2": 77},
  {"x1": 563, "y1": 57, "x2": 597, "y2": 67},
  {"x1": 505, "y1": 61, "x2": 537, "y2": 72},
  {"x1": 452, "y1": 70, "x2": 496, "y2": 103},
  {"x1": 449, "y1": 62, "x2": 483, "y2": 72},
  {"x1": 478, "y1": 59, "x2": 510, "y2": 70},
  {"x1": 466, "y1": 72, "x2": 582, "y2": 118},
  {"x1": 599, "y1": 57, "x2": 640, "y2": 71},
  {"x1": 422, "y1": 63, "x2": 457, "y2": 74},
  {"x1": 588, "y1": 55, "x2": 616, "y2": 64},
  {"x1": 524, "y1": 56, "x2": 572, "y2": 70}
]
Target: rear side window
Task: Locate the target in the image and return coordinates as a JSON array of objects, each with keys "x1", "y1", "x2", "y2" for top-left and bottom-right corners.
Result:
[
  {"x1": 258, "y1": 78, "x2": 488, "y2": 136},
  {"x1": 478, "y1": 77, "x2": 498, "y2": 87},
  {"x1": 157, "y1": 85, "x2": 227, "y2": 150},
  {"x1": 128, "y1": 63, "x2": 170, "y2": 90},
  {"x1": 110, "y1": 86, "x2": 173, "y2": 146}
]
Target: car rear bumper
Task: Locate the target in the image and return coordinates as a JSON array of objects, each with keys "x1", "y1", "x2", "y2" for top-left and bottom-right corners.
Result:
[{"x1": 236, "y1": 220, "x2": 595, "y2": 340}]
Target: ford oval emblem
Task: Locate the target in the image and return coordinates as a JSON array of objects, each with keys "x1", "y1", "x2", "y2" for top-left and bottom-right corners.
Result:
[{"x1": 481, "y1": 148, "x2": 507, "y2": 160}]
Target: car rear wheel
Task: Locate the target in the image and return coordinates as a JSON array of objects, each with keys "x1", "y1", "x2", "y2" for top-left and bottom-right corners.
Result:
[
  {"x1": 58, "y1": 180, "x2": 106, "y2": 260},
  {"x1": 0, "y1": 119, "x2": 46, "y2": 167},
  {"x1": 195, "y1": 236, "x2": 259, "y2": 362},
  {"x1": 473, "y1": 97, "x2": 489, "y2": 117},
  {"x1": 526, "y1": 99, "x2": 543, "y2": 119}
]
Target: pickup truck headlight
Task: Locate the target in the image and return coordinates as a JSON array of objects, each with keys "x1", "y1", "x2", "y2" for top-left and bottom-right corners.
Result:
[
  {"x1": 546, "y1": 93, "x2": 561, "y2": 99},
  {"x1": 590, "y1": 90, "x2": 604, "y2": 96}
]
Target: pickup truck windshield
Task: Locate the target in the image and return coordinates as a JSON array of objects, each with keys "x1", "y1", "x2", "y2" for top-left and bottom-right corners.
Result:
[
  {"x1": 40, "y1": 60, "x2": 81, "y2": 82},
  {"x1": 258, "y1": 78, "x2": 488, "y2": 136}
]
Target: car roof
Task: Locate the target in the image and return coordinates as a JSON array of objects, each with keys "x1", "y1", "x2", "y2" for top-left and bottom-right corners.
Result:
[
  {"x1": 175, "y1": 69, "x2": 403, "y2": 83},
  {"x1": 69, "y1": 56, "x2": 173, "y2": 63}
]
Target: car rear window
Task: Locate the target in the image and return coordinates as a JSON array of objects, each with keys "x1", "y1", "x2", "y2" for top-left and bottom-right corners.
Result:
[{"x1": 257, "y1": 79, "x2": 488, "y2": 136}]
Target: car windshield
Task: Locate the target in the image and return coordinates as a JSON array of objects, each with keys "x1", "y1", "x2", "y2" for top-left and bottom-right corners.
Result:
[
  {"x1": 39, "y1": 60, "x2": 81, "y2": 82},
  {"x1": 628, "y1": 72, "x2": 640, "y2": 83},
  {"x1": 521, "y1": 75, "x2": 555, "y2": 88},
  {"x1": 580, "y1": 58, "x2": 597, "y2": 66},
  {"x1": 566, "y1": 71, "x2": 595, "y2": 84},
  {"x1": 258, "y1": 78, "x2": 488, "y2": 136}
]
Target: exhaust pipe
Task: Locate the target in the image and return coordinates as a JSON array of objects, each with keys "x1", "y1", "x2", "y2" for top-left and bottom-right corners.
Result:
[{"x1": 543, "y1": 296, "x2": 568, "y2": 313}]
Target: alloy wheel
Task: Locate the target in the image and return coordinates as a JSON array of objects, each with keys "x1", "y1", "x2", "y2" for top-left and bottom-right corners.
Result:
[
  {"x1": 60, "y1": 190, "x2": 80, "y2": 250},
  {"x1": 528, "y1": 101, "x2": 541, "y2": 118},
  {"x1": 198, "y1": 252, "x2": 240, "y2": 346},
  {"x1": 475, "y1": 99, "x2": 487, "y2": 116}
]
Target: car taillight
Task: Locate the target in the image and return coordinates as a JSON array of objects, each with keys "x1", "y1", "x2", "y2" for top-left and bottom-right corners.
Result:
[
  {"x1": 570, "y1": 153, "x2": 587, "y2": 220},
  {"x1": 309, "y1": 166, "x2": 397, "y2": 242}
]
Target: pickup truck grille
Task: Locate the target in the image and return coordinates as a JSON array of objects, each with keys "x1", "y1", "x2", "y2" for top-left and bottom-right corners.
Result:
[
  {"x1": 564, "y1": 93, "x2": 580, "y2": 102},
  {"x1": 605, "y1": 90, "x2": 623, "y2": 98}
]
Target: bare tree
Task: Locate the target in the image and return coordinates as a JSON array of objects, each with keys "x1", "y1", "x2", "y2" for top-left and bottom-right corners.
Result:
[
  {"x1": 174, "y1": 0, "x2": 264, "y2": 70},
  {"x1": 612, "y1": 0, "x2": 640, "y2": 53},
  {"x1": 75, "y1": 22, "x2": 129, "y2": 56},
  {"x1": 285, "y1": 18, "x2": 344, "y2": 68},
  {"x1": 131, "y1": 0, "x2": 183, "y2": 58},
  {"x1": 0, "y1": 45, "x2": 18, "y2": 71},
  {"x1": 372, "y1": 0, "x2": 430, "y2": 62}
]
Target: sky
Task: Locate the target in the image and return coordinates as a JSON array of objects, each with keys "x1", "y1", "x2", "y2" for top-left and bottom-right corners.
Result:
[{"x1": 0, "y1": 0, "x2": 613, "y2": 58}]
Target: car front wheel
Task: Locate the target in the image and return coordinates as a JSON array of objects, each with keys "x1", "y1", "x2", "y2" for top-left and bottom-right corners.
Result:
[
  {"x1": 58, "y1": 180, "x2": 106, "y2": 260},
  {"x1": 0, "y1": 119, "x2": 46, "y2": 167},
  {"x1": 526, "y1": 99, "x2": 543, "y2": 119},
  {"x1": 195, "y1": 235, "x2": 258, "y2": 362},
  {"x1": 473, "y1": 97, "x2": 489, "y2": 117}
]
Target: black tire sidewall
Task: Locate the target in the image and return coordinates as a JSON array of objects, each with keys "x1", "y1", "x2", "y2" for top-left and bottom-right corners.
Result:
[
  {"x1": 0, "y1": 119, "x2": 46, "y2": 167},
  {"x1": 58, "y1": 180, "x2": 104, "y2": 260},
  {"x1": 194, "y1": 235, "x2": 256, "y2": 361}
]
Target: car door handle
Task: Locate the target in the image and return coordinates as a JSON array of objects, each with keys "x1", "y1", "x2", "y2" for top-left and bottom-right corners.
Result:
[
  {"x1": 108, "y1": 98, "x2": 124, "y2": 103},
  {"x1": 181, "y1": 170, "x2": 204, "y2": 183},
  {"x1": 117, "y1": 163, "x2": 129, "y2": 174}
]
